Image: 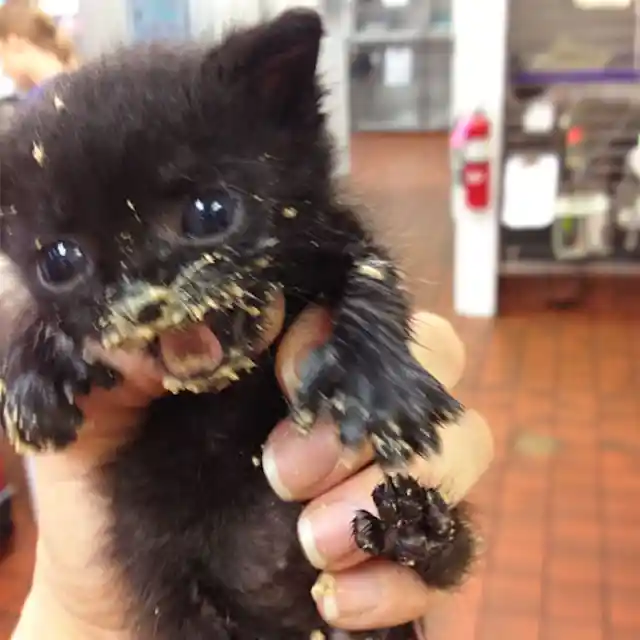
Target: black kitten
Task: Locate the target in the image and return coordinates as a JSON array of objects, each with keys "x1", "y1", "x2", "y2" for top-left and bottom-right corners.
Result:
[{"x1": 0, "y1": 9, "x2": 475, "y2": 640}]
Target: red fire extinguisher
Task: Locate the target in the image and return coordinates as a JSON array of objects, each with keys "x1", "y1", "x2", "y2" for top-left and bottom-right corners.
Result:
[{"x1": 460, "y1": 110, "x2": 491, "y2": 211}]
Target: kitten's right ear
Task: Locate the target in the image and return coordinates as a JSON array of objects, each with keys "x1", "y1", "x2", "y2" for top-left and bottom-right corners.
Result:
[{"x1": 202, "y1": 8, "x2": 324, "y2": 124}]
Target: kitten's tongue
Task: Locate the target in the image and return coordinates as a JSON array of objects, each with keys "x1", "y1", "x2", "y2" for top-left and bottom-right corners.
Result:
[{"x1": 158, "y1": 324, "x2": 224, "y2": 379}]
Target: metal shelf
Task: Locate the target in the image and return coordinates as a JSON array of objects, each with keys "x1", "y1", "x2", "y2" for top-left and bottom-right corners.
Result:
[
  {"x1": 356, "y1": 117, "x2": 449, "y2": 132},
  {"x1": 500, "y1": 259, "x2": 640, "y2": 276},
  {"x1": 349, "y1": 40, "x2": 452, "y2": 133},
  {"x1": 347, "y1": 0, "x2": 453, "y2": 133},
  {"x1": 515, "y1": 68, "x2": 640, "y2": 85},
  {"x1": 348, "y1": 26, "x2": 452, "y2": 46},
  {"x1": 352, "y1": 0, "x2": 451, "y2": 33}
]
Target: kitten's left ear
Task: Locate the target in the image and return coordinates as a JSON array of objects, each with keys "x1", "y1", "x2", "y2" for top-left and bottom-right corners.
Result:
[{"x1": 206, "y1": 8, "x2": 324, "y2": 122}]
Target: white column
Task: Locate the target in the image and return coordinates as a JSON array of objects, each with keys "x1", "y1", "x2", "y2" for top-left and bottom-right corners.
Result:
[
  {"x1": 451, "y1": 0, "x2": 509, "y2": 317},
  {"x1": 75, "y1": 0, "x2": 129, "y2": 58},
  {"x1": 318, "y1": 29, "x2": 351, "y2": 176}
]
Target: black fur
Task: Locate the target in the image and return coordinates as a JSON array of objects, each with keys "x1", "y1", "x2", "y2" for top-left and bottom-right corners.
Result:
[{"x1": 0, "y1": 9, "x2": 474, "y2": 639}]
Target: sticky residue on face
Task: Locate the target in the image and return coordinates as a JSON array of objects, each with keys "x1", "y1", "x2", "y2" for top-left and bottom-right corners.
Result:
[
  {"x1": 53, "y1": 95, "x2": 66, "y2": 111},
  {"x1": 162, "y1": 353, "x2": 257, "y2": 395},
  {"x1": 356, "y1": 259, "x2": 387, "y2": 281},
  {"x1": 32, "y1": 142, "x2": 46, "y2": 167},
  {"x1": 282, "y1": 206, "x2": 298, "y2": 219}
]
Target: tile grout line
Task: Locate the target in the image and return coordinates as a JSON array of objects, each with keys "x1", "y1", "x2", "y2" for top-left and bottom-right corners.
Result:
[
  {"x1": 537, "y1": 309, "x2": 562, "y2": 640},
  {"x1": 473, "y1": 318, "x2": 527, "y2": 639},
  {"x1": 595, "y1": 315, "x2": 616, "y2": 640}
]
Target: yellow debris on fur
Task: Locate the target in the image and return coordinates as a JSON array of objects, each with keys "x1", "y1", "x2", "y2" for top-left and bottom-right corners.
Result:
[{"x1": 32, "y1": 142, "x2": 45, "y2": 166}]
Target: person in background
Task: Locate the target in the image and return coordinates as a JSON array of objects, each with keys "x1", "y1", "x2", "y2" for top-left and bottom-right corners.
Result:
[{"x1": 0, "y1": 2, "x2": 77, "y2": 97}]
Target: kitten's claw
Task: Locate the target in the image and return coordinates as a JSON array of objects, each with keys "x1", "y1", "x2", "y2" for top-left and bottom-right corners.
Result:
[
  {"x1": 292, "y1": 341, "x2": 462, "y2": 467},
  {"x1": 352, "y1": 474, "x2": 475, "y2": 589}
]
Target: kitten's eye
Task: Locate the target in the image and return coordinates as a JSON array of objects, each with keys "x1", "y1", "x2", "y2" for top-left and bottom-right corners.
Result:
[
  {"x1": 181, "y1": 189, "x2": 240, "y2": 241},
  {"x1": 37, "y1": 240, "x2": 91, "y2": 289}
]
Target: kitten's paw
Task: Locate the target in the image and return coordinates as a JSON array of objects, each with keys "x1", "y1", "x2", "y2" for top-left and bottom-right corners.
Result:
[
  {"x1": 0, "y1": 359, "x2": 119, "y2": 453},
  {"x1": 292, "y1": 341, "x2": 462, "y2": 466},
  {"x1": 0, "y1": 371, "x2": 83, "y2": 452},
  {"x1": 352, "y1": 474, "x2": 475, "y2": 590},
  {"x1": 65, "y1": 357, "x2": 122, "y2": 395}
]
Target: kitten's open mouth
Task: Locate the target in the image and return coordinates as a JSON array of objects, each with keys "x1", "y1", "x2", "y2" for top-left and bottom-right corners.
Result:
[
  {"x1": 157, "y1": 323, "x2": 224, "y2": 381},
  {"x1": 97, "y1": 277, "x2": 272, "y2": 393},
  {"x1": 151, "y1": 303, "x2": 258, "y2": 390},
  {"x1": 143, "y1": 308, "x2": 259, "y2": 394}
]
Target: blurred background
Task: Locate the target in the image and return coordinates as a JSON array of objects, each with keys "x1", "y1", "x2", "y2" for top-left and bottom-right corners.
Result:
[{"x1": 2, "y1": 0, "x2": 640, "y2": 639}]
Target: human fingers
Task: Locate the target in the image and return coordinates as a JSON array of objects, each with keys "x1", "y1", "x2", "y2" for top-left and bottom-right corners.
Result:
[
  {"x1": 263, "y1": 310, "x2": 468, "y2": 501},
  {"x1": 408, "y1": 312, "x2": 466, "y2": 391},
  {"x1": 297, "y1": 410, "x2": 492, "y2": 572},
  {"x1": 310, "y1": 561, "x2": 442, "y2": 631},
  {"x1": 275, "y1": 309, "x2": 465, "y2": 404},
  {"x1": 75, "y1": 346, "x2": 166, "y2": 416}
]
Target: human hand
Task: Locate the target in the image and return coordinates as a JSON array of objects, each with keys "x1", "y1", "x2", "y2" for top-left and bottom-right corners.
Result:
[
  {"x1": 13, "y1": 298, "x2": 287, "y2": 640},
  {"x1": 264, "y1": 308, "x2": 493, "y2": 632},
  {"x1": 11, "y1": 300, "x2": 492, "y2": 639}
]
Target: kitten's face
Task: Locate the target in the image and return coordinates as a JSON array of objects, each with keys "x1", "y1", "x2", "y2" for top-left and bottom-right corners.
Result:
[{"x1": 0, "y1": 10, "x2": 328, "y2": 387}]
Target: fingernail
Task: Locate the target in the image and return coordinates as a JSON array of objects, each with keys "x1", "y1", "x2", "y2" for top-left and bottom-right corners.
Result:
[
  {"x1": 298, "y1": 501, "x2": 362, "y2": 569},
  {"x1": 311, "y1": 572, "x2": 380, "y2": 623},
  {"x1": 262, "y1": 421, "x2": 344, "y2": 500},
  {"x1": 262, "y1": 446, "x2": 294, "y2": 500},
  {"x1": 311, "y1": 574, "x2": 340, "y2": 622}
]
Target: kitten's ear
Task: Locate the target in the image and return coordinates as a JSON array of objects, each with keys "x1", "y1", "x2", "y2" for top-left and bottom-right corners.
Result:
[{"x1": 206, "y1": 8, "x2": 324, "y2": 122}]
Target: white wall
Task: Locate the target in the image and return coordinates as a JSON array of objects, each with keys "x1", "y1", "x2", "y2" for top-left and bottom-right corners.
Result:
[
  {"x1": 451, "y1": 0, "x2": 509, "y2": 317},
  {"x1": 190, "y1": 0, "x2": 263, "y2": 39},
  {"x1": 76, "y1": 0, "x2": 261, "y2": 55},
  {"x1": 75, "y1": 0, "x2": 128, "y2": 58}
]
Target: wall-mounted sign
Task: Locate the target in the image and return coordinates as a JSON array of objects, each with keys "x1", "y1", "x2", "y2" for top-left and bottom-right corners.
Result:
[
  {"x1": 128, "y1": 0, "x2": 191, "y2": 42},
  {"x1": 502, "y1": 154, "x2": 559, "y2": 230},
  {"x1": 522, "y1": 99, "x2": 555, "y2": 134},
  {"x1": 383, "y1": 46, "x2": 413, "y2": 87}
]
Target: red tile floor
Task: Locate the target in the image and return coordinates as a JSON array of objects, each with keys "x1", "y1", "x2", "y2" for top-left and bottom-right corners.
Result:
[{"x1": 2, "y1": 133, "x2": 640, "y2": 639}]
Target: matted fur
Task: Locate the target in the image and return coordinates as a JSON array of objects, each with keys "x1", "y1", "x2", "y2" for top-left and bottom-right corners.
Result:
[{"x1": 0, "y1": 9, "x2": 474, "y2": 639}]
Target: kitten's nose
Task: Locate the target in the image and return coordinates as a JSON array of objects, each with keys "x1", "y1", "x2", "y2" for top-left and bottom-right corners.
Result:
[{"x1": 136, "y1": 301, "x2": 166, "y2": 324}]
